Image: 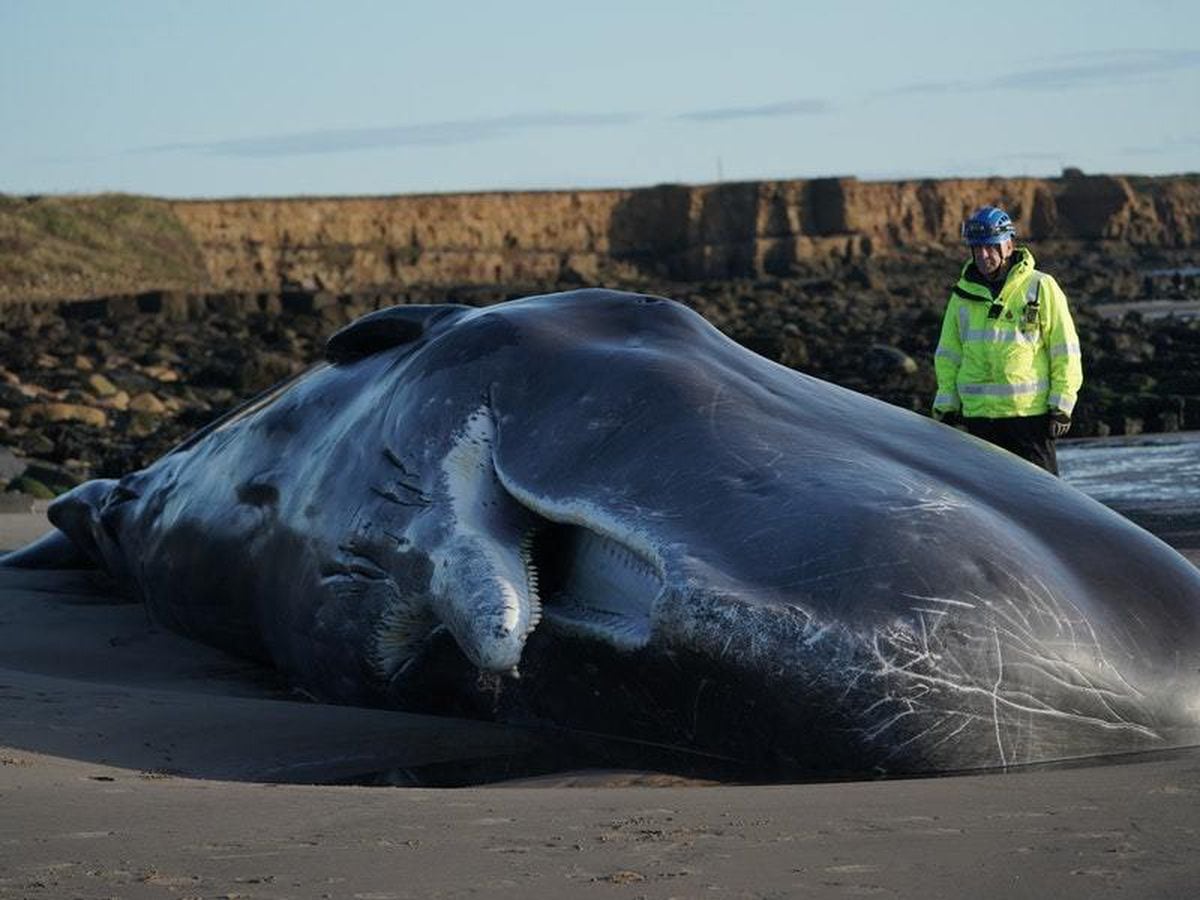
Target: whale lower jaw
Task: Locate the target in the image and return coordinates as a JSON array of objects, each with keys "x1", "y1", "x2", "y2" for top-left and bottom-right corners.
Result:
[
  {"x1": 373, "y1": 509, "x2": 664, "y2": 684},
  {"x1": 411, "y1": 406, "x2": 665, "y2": 676}
]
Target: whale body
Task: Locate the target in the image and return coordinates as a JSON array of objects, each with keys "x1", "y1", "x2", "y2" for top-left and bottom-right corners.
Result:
[{"x1": 7, "y1": 289, "x2": 1200, "y2": 775}]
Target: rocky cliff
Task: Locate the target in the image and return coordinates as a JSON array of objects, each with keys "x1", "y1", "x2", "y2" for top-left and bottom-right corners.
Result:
[
  {"x1": 3, "y1": 173, "x2": 1197, "y2": 304},
  {"x1": 170, "y1": 174, "x2": 1200, "y2": 293}
]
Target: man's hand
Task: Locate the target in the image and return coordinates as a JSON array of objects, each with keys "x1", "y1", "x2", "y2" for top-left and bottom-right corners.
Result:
[
  {"x1": 1049, "y1": 410, "x2": 1071, "y2": 438},
  {"x1": 933, "y1": 409, "x2": 961, "y2": 427}
]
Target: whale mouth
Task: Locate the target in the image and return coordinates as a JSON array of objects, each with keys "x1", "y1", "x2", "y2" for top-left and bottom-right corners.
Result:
[{"x1": 522, "y1": 521, "x2": 661, "y2": 650}]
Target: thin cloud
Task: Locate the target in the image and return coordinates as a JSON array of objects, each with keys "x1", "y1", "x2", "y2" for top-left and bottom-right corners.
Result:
[
  {"x1": 677, "y1": 98, "x2": 831, "y2": 122},
  {"x1": 1121, "y1": 132, "x2": 1200, "y2": 155},
  {"x1": 885, "y1": 49, "x2": 1200, "y2": 96},
  {"x1": 136, "y1": 111, "x2": 638, "y2": 158},
  {"x1": 995, "y1": 49, "x2": 1200, "y2": 90},
  {"x1": 885, "y1": 77, "x2": 967, "y2": 97},
  {"x1": 996, "y1": 151, "x2": 1066, "y2": 161}
]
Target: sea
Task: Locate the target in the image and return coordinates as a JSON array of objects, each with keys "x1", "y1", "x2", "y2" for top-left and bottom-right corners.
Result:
[
  {"x1": 1060, "y1": 430, "x2": 1200, "y2": 544},
  {"x1": 1061, "y1": 431, "x2": 1200, "y2": 505}
]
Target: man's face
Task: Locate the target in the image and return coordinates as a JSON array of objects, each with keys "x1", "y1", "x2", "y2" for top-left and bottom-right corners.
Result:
[{"x1": 972, "y1": 239, "x2": 1014, "y2": 280}]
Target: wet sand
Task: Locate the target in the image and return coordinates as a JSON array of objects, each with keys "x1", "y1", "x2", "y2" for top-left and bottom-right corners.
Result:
[{"x1": 2, "y1": 509, "x2": 1199, "y2": 898}]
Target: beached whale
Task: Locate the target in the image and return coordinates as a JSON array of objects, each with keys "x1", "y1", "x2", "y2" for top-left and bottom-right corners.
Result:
[{"x1": 6, "y1": 289, "x2": 1200, "y2": 775}]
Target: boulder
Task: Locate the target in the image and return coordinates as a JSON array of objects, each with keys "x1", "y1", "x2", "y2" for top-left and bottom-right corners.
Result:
[
  {"x1": 142, "y1": 364, "x2": 180, "y2": 383},
  {"x1": 86, "y1": 373, "x2": 120, "y2": 397},
  {"x1": 125, "y1": 412, "x2": 163, "y2": 439},
  {"x1": 863, "y1": 344, "x2": 919, "y2": 377},
  {"x1": 21, "y1": 460, "x2": 82, "y2": 494},
  {"x1": 98, "y1": 390, "x2": 131, "y2": 411},
  {"x1": 0, "y1": 382, "x2": 31, "y2": 409},
  {"x1": 0, "y1": 445, "x2": 26, "y2": 483},
  {"x1": 17, "y1": 402, "x2": 108, "y2": 428},
  {"x1": 5, "y1": 475, "x2": 55, "y2": 499},
  {"x1": 128, "y1": 392, "x2": 168, "y2": 415}
]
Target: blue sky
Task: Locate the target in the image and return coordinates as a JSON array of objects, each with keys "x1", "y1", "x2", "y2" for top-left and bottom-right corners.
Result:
[{"x1": 2, "y1": 0, "x2": 1197, "y2": 198}]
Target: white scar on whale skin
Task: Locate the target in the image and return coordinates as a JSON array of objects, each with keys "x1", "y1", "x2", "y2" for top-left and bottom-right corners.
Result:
[{"x1": 430, "y1": 407, "x2": 538, "y2": 672}]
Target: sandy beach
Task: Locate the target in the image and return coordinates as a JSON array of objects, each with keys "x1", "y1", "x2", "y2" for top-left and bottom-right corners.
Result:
[{"x1": 2, "y1": 509, "x2": 1198, "y2": 899}]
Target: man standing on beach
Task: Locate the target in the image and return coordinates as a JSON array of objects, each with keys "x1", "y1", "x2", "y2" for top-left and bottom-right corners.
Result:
[{"x1": 931, "y1": 205, "x2": 1083, "y2": 475}]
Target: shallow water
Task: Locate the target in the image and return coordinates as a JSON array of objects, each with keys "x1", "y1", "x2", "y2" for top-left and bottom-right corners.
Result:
[
  {"x1": 1060, "y1": 430, "x2": 1200, "y2": 507},
  {"x1": 1143, "y1": 266, "x2": 1200, "y2": 278}
]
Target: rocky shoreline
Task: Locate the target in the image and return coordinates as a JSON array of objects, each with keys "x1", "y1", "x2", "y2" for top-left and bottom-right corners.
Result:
[{"x1": 2, "y1": 248, "x2": 1199, "y2": 499}]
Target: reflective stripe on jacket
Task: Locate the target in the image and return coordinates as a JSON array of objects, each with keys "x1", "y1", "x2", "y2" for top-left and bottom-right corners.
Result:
[{"x1": 932, "y1": 247, "x2": 1083, "y2": 418}]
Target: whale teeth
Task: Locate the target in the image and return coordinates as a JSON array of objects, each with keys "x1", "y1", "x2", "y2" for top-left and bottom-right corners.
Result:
[
  {"x1": 518, "y1": 523, "x2": 659, "y2": 651},
  {"x1": 526, "y1": 589, "x2": 543, "y2": 637},
  {"x1": 520, "y1": 525, "x2": 544, "y2": 638}
]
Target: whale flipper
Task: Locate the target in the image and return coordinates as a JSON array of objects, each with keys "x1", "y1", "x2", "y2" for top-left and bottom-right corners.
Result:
[{"x1": 0, "y1": 528, "x2": 92, "y2": 569}]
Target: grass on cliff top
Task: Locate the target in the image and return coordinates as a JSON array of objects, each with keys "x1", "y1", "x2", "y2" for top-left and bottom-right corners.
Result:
[{"x1": 0, "y1": 193, "x2": 211, "y2": 303}]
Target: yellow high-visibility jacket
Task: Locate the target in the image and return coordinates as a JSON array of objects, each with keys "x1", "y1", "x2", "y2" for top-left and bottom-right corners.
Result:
[{"x1": 933, "y1": 248, "x2": 1083, "y2": 418}]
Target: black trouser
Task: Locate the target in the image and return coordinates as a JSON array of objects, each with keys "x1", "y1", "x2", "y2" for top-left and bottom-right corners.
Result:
[{"x1": 963, "y1": 414, "x2": 1059, "y2": 475}]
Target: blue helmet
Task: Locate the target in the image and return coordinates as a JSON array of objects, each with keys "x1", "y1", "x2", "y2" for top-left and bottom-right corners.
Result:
[{"x1": 962, "y1": 206, "x2": 1016, "y2": 246}]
